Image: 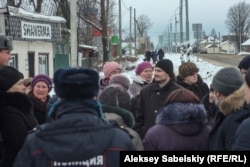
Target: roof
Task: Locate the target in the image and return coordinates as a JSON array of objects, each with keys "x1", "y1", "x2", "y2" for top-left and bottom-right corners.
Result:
[
  {"x1": 242, "y1": 39, "x2": 250, "y2": 46},
  {"x1": 0, "y1": 6, "x2": 66, "y2": 23}
]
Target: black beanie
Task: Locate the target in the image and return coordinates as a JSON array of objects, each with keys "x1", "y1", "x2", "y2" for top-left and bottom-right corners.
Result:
[
  {"x1": 155, "y1": 59, "x2": 174, "y2": 79},
  {"x1": 54, "y1": 68, "x2": 99, "y2": 99},
  {"x1": 238, "y1": 55, "x2": 250, "y2": 70},
  {"x1": 0, "y1": 66, "x2": 23, "y2": 93},
  {"x1": 212, "y1": 67, "x2": 243, "y2": 96}
]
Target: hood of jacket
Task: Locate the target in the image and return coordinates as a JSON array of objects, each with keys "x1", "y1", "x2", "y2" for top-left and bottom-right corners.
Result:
[
  {"x1": 156, "y1": 102, "x2": 207, "y2": 135},
  {"x1": 33, "y1": 100, "x2": 117, "y2": 161},
  {"x1": 102, "y1": 104, "x2": 135, "y2": 128},
  {"x1": 219, "y1": 86, "x2": 245, "y2": 116}
]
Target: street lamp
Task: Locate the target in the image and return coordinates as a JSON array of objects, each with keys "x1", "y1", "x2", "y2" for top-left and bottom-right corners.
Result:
[{"x1": 167, "y1": 15, "x2": 175, "y2": 53}]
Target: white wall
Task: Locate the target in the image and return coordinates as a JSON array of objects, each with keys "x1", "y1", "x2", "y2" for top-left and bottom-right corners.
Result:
[{"x1": 12, "y1": 40, "x2": 54, "y2": 78}]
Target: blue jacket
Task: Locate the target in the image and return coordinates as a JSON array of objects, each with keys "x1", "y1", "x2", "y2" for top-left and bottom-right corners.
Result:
[{"x1": 14, "y1": 100, "x2": 135, "y2": 167}]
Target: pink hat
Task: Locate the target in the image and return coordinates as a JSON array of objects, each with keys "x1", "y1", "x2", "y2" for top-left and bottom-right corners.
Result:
[
  {"x1": 135, "y1": 61, "x2": 153, "y2": 75},
  {"x1": 103, "y1": 61, "x2": 121, "y2": 78}
]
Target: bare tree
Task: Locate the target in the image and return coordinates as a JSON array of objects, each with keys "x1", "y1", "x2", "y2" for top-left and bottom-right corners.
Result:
[
  {"x1": 135, "y1": 14, "x2": 152, "y2": 37},
  {"x1": 225, "y1": 1, "x2": 250, "y2": 51},
  {"x1": 134, "y1": 14, "x2": 152, "y2": 53},
  {"x1": 77, "y1": 0, "x2": 117, "y2": 64},
  {"x1": 210, "y1": 28, "x2": 217, "y2": 39}
]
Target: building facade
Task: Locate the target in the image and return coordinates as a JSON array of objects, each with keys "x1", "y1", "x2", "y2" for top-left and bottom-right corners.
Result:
[{"x1": 0, "y1": 6, "x2": 66, "y2": 78}]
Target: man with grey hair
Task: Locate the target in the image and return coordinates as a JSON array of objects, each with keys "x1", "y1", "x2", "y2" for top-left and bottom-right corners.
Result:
[
  {"x1": 208, "y1": 67, "x2": 250, "y2": 150},
  {"x1": 0, "y1": 35, "x2": 13, "y2": 67}
]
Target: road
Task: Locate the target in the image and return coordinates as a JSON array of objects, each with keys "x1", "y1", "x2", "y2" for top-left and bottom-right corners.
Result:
[{"x1": 194, "y1": 53, "x2": 244, "y2": 67}]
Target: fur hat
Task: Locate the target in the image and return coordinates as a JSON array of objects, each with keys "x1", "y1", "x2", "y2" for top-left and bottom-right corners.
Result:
[
  {"x1": 109, "y1": 74, "x2": 130, "y2": 90},
  {"x1": 99, "y1": 86, "x2": 131, "y2": 111},
  {"x1": 31, "y1": 74, "x2": 52, "y2": 92},
  {"x1": 179, "y1": 62, "x2": 199, "y2": 79},
  {"x1": 211, "y1": 67, "x2": 243, "y2": 96},
  {"x1": 103, "y1": 61, "x2": 121, "y2": 78},
  {"x1": 0, "y1": 66, "x2": 23, "y2": 93},
  {"x1": 54, "y1": 68, "x2": 99, "y2": 99},
  {"x1": 135, "y1": 61, "x2": 153, "y2": 75},
  {"x1": 23, "y1": 77, "x2": 33, "y2": 87},
  {"x1": 0, "y1": 36, "x2": 13, "y2": 50},
  {"x1": 155, "y1": 59, "x2": 174, "y2": 79},
  {"x1": 238, "y1": 55, "x2": 250, "y2": 70}
]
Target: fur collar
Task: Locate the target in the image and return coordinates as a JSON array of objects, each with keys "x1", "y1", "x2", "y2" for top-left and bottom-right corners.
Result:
[
  {"x1": 156, "y1": 102, "x2": 207, "y2": 124},
  {"x1": 219, "y1": 86, "x2": 245, "y2": 116}
]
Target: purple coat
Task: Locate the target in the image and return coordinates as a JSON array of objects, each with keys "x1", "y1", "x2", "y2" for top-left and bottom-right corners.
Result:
[{"x1": 143, "y1": 102, "x2": 211, "y2": 150}]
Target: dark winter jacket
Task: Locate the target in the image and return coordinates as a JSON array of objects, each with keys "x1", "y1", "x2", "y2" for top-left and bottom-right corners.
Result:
[
  {"x1": 0, "y1": 92, "x2": 38, "y2": 167},
  {"x1": 28, "y1": 91, "x2": 50, "y2": 124},
  {"x1": 143, "y1": 102, "x2": 211, "y2": 150},
  {"x1": 209, "y1": 88, "x2": 250, "y2": 150},
  {"x1": 134, "y1": 80, "x2": 182, "y2": 138},
  {"x1": 157, "y1": 49, "x2": 164, "y2": 60},
  {"x1": 232, "y1": 115, "x2": 250, "y2": 150},
  {"x1": 14, "y1": 100, "x2": 135, "y2": 167},
  {"x1": 176, "y1": 74, "x2": 209, "y2": 100},
  {"x1": 102, "y1": 104, "x2": 144, "y2": 150},
  {"x1": 145, "y1": 51, "x2": 151, "y2": 62}
]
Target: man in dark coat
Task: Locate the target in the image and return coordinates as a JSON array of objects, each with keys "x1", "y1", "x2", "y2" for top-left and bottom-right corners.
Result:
[
  {"x1": 134, "y1": 59, "x2": 182, "y2": 139},
  {"x1": 208, "y1": 67, "x2": 248, "y2": 150},
  {"x1": 14, "y1": 67, "x2": 134, "y2": 167},
  {"x1": 157, "y1": 48, "x2": 165, "y2": 61},
  {"x1": 232, "y1": 68, "x2": 250, "y2": 150}
]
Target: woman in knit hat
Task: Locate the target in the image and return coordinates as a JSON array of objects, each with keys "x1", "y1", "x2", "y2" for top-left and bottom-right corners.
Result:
[
  {"x1": 28, "y1": 74, "x2": 52, "y2": 124},
  {"x1": 99, "y1": 85, "x2": 144, "y2": 150},
  {"x1": 0, "y1": 66, "x2": 38, "y2": 167},
  {"x1": 99, "y1": 61, "x2": 122, "y2": 96},
  {"x1": 176, "y1": 62, "x2": 209, "y2": 100},
  {"x1": 129, "y1": 61, "x2": 153, "y2": 97},
  {"x1": 143, "y1": 89, "x2": 211, "y2": 150}
]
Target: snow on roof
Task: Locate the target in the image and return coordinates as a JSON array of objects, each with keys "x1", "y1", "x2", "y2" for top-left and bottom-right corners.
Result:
[
  {"x1": 79, "y1": 44, "x2": 98, "y2": 50},
  {"x1": 0, "y1": 6, "x2": 66, "y2": 23},
  {"x1": 242, "y1": 39, "x2": 250, "y2": 46}
]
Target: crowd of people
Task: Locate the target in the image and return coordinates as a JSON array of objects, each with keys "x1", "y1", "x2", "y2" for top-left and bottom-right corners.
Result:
[{"x1": 1, "y1": 34, "x2": 250, "y2": 166}]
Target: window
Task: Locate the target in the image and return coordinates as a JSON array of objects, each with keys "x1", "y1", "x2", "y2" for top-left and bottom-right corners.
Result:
[
  {"x1": 9, "y1": 54, "x2": 18, "y2": 68},
  {"x1": 38, "y1": 53, "x2": 49, "y2": 75}
]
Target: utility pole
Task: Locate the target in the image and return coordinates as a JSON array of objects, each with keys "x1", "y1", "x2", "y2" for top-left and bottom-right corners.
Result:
[
  {"x1": 119, "y1": 0, "x2": 122, "y2": 59},
  {"x1": 134, "y1": 8, "x2": 136, "y2": 56},
  {"x1": 185, "y1": 0, "x2": 189, "y2": 41},
  {"x1": 129, "y1": 6, "x2": 132, "y2": 55},
  {"x1": 180, "y1": 0, "x2": 183, "y2": 43},
  {"x1": 69, "y1": 0, "x2": 78, "y2": 67}
]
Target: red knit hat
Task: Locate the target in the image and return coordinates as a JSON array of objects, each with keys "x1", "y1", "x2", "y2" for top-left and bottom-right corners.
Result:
[
  {"x1": 103, "y1": 61, "x2": 121, "y2": 78},
  {"x1": 135, "y1": 61, "x2": 153, "y2": 75}
]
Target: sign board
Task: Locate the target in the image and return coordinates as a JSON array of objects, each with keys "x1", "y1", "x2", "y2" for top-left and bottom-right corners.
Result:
[
  {"x1": 192, "y1": 24, "x2": 202, "y2": 31},
  {"x1": 21, "y1": 21, "x2": 51, "y2": 39}
]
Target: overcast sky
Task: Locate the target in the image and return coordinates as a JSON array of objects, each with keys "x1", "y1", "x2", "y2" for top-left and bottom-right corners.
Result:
[{"x1": 120, "y1": 0, "x2": 242, "y2": 45}]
